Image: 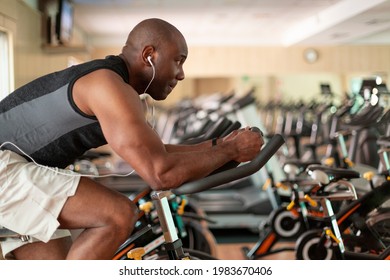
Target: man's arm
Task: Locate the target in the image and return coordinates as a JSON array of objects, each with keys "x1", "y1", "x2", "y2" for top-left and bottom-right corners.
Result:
[
  {"x1": 164, "y1": 128, "x2": 247, "y2": 152},
  {"x1": 164, "y1": 141, "x2": 213, "y2": 153},
  {"x1": 73, "y1": 70, "x2": 263, "y2": 191}
]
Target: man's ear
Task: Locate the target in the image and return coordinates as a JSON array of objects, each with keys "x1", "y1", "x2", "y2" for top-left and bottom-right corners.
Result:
[{"x1": 142, "y1": 46, "x2": 155, "y2": 66}]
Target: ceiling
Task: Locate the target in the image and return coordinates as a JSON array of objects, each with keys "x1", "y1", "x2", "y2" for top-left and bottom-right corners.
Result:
[{"x1": 71, "y1": 0, "x2": 390, "y2": 47}]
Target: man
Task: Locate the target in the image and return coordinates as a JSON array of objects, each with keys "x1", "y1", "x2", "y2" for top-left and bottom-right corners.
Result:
[{"x1": 0, "y1": 18, "x2": 263, "y2": 259}]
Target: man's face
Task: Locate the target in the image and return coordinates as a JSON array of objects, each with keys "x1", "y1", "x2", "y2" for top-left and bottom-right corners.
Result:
[{"x1": 149, "y1": 37, "x2": 188, "y2": 100}]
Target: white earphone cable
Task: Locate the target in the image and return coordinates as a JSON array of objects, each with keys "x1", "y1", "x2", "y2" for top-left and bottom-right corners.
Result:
[
  {"x1": 144, "y1": 56, "x2": 155, "y2": 94},
  {"x1": 0, "y1": 141, "x2": 135, "y2": 178},
  {"x1": 142, "y1": 56, "x2": 156, "y2": 129}
]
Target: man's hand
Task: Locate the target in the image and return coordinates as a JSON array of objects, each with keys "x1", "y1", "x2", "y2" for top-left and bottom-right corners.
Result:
[{"x1": 221, "y1": 127, "x2": 264, "y2": 163}]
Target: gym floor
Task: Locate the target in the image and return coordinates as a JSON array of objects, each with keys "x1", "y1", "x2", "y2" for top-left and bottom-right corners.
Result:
[
  {"x1": 212, "y1": 229, "x2": 295, "y2": 260},
  {"x1": 216, "y1": 242, "x2": 295, "y2": 260}
]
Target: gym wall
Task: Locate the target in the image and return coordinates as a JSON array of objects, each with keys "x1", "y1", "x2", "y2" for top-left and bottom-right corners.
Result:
[
  {"x1": 2, "y1": 0, "x2": 390, "y2": 106},
  {"x1": 92, "y1": 45, "x2": 390, "y2": 105}
]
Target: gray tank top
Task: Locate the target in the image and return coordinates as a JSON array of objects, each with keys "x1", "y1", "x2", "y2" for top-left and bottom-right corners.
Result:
[{"x1": 0, "y1": 55, "x2": 129, "y2": 168}]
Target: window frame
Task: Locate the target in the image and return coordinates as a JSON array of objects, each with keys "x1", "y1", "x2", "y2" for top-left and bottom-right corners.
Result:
[{"x1": 0, "y1": 27, "x2": 14, "y2": 100}]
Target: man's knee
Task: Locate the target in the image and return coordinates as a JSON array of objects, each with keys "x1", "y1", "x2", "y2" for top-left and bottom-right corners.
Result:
[{"x1": 111, "y1": 195, "x2": 139, "y2": 236}]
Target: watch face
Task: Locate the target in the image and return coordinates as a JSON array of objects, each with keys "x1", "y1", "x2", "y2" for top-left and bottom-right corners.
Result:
[{"x1": 304, "y1": 48, "x2": 318, "y2": 63}]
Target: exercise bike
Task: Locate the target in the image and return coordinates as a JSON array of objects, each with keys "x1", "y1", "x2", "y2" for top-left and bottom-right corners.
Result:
[{"x1": 113, "y1": 132, "x2": 285, "y2": 260}]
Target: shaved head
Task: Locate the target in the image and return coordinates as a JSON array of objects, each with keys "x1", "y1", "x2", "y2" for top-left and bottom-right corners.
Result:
[{"x1": 122, "y1": 18, "x2": 186, "y2": 56}]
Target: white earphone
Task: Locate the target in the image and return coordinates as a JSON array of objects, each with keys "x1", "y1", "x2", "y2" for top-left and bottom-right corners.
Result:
[
  {"x1": 144, "y1": 55, "x2": 155, "y2": 93},
  {"x1": 147, "y1": 55, "x2": 153, "y2": 66}
]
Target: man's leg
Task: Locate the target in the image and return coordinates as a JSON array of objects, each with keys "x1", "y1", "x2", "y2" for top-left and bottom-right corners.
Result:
[
  {"x1": 13, "y1": 177, "x2": 139, "y2": 260},
  {"x1": 13, "y1": 237, "x2": 72, "y2": 260}
]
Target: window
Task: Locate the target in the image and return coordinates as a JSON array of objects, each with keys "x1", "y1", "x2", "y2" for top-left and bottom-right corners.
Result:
[{"x1": 0, "y1": 29, "x2": 13, "y2": 100}]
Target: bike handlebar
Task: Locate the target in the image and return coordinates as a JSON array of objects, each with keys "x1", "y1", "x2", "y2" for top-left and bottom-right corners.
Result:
[{"x1": 172, "y1": 133, "x2": 285, "y2": 195}]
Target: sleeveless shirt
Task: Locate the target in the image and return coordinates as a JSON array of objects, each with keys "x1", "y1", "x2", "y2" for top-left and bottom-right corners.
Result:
[{"x1": 0, "y1": 55, "x2": 129, "y2": 168}]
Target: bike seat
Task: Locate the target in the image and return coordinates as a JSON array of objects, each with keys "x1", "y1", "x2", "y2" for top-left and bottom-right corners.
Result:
[
  {"x1": 284, "y1": 159, "x2": 321, "y2": 170},
  {"x1": 306, "y1": 164, "x2": 360, "y2": 184}
]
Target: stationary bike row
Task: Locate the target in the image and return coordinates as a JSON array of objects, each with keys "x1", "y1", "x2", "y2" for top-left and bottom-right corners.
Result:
[
  {"x1": 245, "y1": 157, "x2": 390, "y2": 260},
  {"x1": 244, "y1": 108, "x2": 390, "y2": 259},
  {"x1": 113, "y1": 131, "x2": 285, "y2": 260},
  {"x1": 243, "y1": 161, "x2": 348, "y2": 259},
  {"x1": 294, "y1": 127, "x2": 390, "y2": 260},
  {"x1": 295, "y1": 159, "x2": 390, "y2": 260},
  {"x1": 253, "y1": 120, "x2": 390, "y2": 260},
  {"x1": 243, "y1": 120, "x2": 352, "y2": 259}
]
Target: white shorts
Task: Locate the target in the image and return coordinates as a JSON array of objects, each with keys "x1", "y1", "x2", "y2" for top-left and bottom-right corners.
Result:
[{"x1": 0, "y1": 150, "x2": 80, "y2": 259}]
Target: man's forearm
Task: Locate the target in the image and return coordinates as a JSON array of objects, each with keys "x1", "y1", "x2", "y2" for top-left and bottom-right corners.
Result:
[{"x1": 164, "y1": 138, "x2": 218, "y2": 153}]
